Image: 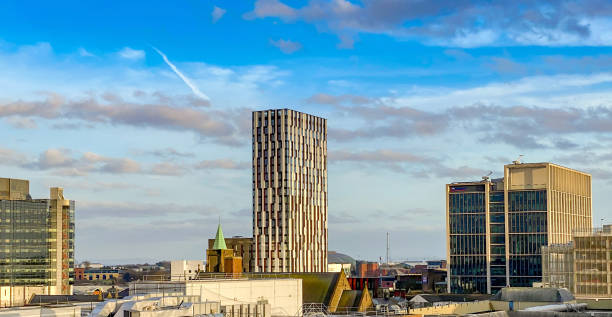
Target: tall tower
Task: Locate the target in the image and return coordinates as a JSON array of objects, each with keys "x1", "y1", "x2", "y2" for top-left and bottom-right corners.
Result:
[{"x1": 252, "y1": 109, "x2": 328, "y2": 272}]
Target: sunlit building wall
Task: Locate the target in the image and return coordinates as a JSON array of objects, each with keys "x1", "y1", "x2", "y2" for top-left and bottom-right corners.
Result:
[
  {"x1": 447, "y1": 162, "x2": 592, "y2": 294},
  {"x1": 0, "y1": 178, "x2": 74, "y2": 307}
]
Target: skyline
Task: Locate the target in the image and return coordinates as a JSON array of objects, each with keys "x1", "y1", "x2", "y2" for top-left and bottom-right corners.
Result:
[{"x1": 1, "y1": 0, "x2": 612, "y2": 264}]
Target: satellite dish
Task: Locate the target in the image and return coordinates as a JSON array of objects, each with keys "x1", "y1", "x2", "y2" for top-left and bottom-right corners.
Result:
[
  {"x1": 512, "y1": 155, "x2": 524, "y2": 165},
  {"x1": 482, "y1": 171, "x2": 493, "y2": 181}
]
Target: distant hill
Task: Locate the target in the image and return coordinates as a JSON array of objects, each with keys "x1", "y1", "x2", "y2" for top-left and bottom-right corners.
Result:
[{"x1": 328, "y1": 251, "x2": 356, "y2": 267}]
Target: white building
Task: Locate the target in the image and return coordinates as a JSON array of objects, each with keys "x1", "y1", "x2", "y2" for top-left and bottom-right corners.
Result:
[
  {"x1": 327, "y1": 263, "x2": 351, "y2": 277},
  {"x1": 170, "y1": 260, "x2": 204, "y2": 281},
  {"x1": 129, "y1": 277, "x2": 302, "y2": 316}
]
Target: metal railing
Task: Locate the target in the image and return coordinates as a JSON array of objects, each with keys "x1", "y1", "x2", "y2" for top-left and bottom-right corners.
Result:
[{"x1": 140, "y1": 272, "x2": 302, "y2": 282}]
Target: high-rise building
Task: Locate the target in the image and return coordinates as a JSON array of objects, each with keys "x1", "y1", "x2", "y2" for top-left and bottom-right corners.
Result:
[
  {"x1": 0, "y1": 178, "x2": 75, "y2": 307},
  {"x1": 252, "y1": 109, "x2": 328, "y2": 272},
  {"x1": 446, "y1": 162, "x2": 592, "y2": 294}
]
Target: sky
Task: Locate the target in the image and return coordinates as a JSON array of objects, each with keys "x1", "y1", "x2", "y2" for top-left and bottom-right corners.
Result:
[{"x1": 1, "y1": 0, "x2": 612, "y2": 264}]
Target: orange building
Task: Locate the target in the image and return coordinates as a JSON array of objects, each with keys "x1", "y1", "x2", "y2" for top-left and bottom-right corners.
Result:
[
  {"x1": 356, "y1": 261, "x2": 379, "y2": 277},
  {"x1": 74, "y1": 268, "x2": 85, "y2": 280}
]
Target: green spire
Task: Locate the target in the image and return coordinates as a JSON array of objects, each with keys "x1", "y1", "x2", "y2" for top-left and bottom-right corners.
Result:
[{"x1": 212, "y1": 222, "x2": 227, "y2": 250}]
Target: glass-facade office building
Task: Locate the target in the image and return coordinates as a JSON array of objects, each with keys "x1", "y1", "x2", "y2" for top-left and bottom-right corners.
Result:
[
  {"x1": 446, "y1": 162, "x2": 592, "y2": 294},
  {"x1": 0, "y1": 178, "x2": 74, "y2": 306}
]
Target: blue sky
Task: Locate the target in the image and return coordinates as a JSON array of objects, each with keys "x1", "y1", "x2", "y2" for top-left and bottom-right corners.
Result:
[{"x1": 2, "y1": 0, "x2": 612, "y2": 264}]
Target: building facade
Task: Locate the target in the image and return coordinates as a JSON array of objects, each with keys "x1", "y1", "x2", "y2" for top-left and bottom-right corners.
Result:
[
  {"x1": 208, "y1": 237, "x2": 253, "y2": 273},
  {"x1": 446, "y1": 162, "x2": 592, "y2": 294},
  {"x1": 170, "y1": 260, "x2": 204, "y2": 281},
  {"x1": 81, "y1": 269, "x2": 123, "y2": 281},
  {"x1": 0, "y1": 178, "x2": 75, "y2": 306},
  {"x1": 252, "y1": 109, "x2": 328, "y2": 272},
  {"x1": 542, "y1": 225, "x2": 612, "y2": 297}
]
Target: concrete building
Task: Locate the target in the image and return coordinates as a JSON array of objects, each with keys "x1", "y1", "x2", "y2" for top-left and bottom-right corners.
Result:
[
  {"x1": 0, "y1": 178, "x2": 75, "y2": 307},
  {"x1": 356, "y1": 261, "x2": 379, "y2": 277},
  {"x1": 90, "y1": 295, "x2": 266, "y2": 317},
  {"x1": 542, "y1": 225, "x2": 612, "y2": 298},
  {"x1": 328, "y1": 263, "x2": 351, "y2": 277},
  {"x1": 208, "y1": 236, "x2": 253, "y2": 273},
  {"x1": 446, "y1": 162, "x2": 592, "y2": 294},
  {"x1": 81, "y1": 269, "x2": 123, "y2": 281},
  {"x1": 252, "y1": 109, "x2": 328, "y2": 272},
  {"x1": 170, "y1": 260, "x2": 204, "y2": 281},
  {"x1": 128, "y1": 278, "x2": 302, "y2": 316}
]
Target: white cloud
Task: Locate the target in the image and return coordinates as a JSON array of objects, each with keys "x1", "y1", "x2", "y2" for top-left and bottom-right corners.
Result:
[
  {"x1": 78, "y1": 47, "x2": 95, "y2": 57},
  {"x1": 152, "y1": 47, "x2": 210, "y2": 101},
  {"x1": 118, "y1": 47, "x2": 145, "y2": 60}
]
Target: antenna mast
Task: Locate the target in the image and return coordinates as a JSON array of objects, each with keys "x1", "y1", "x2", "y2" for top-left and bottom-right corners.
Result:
[{"x1": 386, "y1": 232, "x2": 390, "y2": 265}]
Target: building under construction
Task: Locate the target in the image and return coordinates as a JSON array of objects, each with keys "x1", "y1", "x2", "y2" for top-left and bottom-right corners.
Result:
[{"x1": 542, "y1": 225, "x2": 612, "y2": 298}]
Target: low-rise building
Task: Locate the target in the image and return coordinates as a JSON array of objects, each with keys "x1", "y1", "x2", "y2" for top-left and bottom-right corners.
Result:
[
  {"x1": 542, "y1": 225, "x2": 612, "y2": 298},
  {"x1": 356, "y1": 261, "x2": 379, "y2": 277},
  {"x1": 82, "y1": 269, "x2": 123, "y2": 281},
  {"x1": 208, "y1": 236, "x2": 253, "y2": 273},
  {"x1": 128, "y1": 277, "x2": 301, "y2": 316},
  {"x1": 170, "y1": 260, "x2": 204, "y2": 281},
  {"x1": 328, "y1": 263, "x2": 351, "y2": 277},
  {"x1": 74, "y1": 268, "x2": 85, "y2": 281},
  {"x1": 206, "y1": 223, "x2": 243, "y2": 273}
]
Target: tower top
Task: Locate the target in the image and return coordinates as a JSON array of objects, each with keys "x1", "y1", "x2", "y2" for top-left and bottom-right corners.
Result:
[{"x1": 212, "y1": 222, "x2": 227, "y2": 250}]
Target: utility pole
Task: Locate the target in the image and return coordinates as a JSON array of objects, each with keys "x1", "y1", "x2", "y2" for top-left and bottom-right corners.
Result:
[{"x1": 386, "y1": 232, "x2": 390, "y2": 265}]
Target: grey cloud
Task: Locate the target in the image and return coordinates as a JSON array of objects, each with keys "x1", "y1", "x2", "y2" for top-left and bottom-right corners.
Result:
[
  {"x1": 489, "y1": 57, "x2": 528, "y2": 75},
  {"x1": 137, "y1": 148, "x2": 196, "y2": 159},
  {"x1": 150, "y1": 162, "x2": 188, "y2": 176},
  {"x1": 29, "y1": 148, "x2": 77, "y2": 169},
  {"x1": 212, "y1": 6, "x2": 227, "y2": 23},
  {"x1": 195, "y1": 159, "x2": 250, "y2": 170},
  {"x1": 331, "y1": 149, "x2": 426, "y2": 163},
  {"x1": 329, "y1": 211, "x2": 361, "y2": 224},
  {"x1": 5, "y1": 117, "x2": 37, "y2": 129},
  {"x1": 584, "y1": 168, "x2": 612, "y2": 180},
  {"x1": 78, "y1": 201, "x2": 220, "y2": 219},
  {"x1": 245, "y1": 0, "x2": 612, "y2": 47},
  {"x1": 444, "y1": 49, "x2": 473, "y2": 60},
  {"x1": 428, "y1": 164, "x2": 490, "y2": 179},
  {"x1": 269, "y1": 39, "x2": 303, "y2": 54},
  {"x1": 479, "y1": 133, "x2": 546, "y2": 149},
  {"x1": 553, "y1": 138, "x2": 579, "y2": 150},
  {"x1": 328, "y1": 99, "x2": 612, "y2": 149},
  {"x1": 330, "y1": 148, "x2": 488, "y2": 179},
  {"x1": 24, "y1": 150, "x2": 143, "y2": 175},
  {"x1": 327, "y1": 102, "x2": 448, "y2": 141},
  {"x1": 6, "y1": 148, "x2": 192, "y2": 176},
  {"x1": 0, "y1": 93, "x2": 241, "y2": 146},
  {"x1": 305, "y1": 93, "x2": 373, "y2": 106},
  {"x1": 0, "y1": 148, "x2": 27, "y2": 166},
  {"x1": 330, "y1": 149, "x2": 427, "y2": 173}
]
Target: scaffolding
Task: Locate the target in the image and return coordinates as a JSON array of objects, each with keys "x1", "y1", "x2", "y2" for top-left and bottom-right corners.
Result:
[
  {"x1": 573, "y1": 226, "x2": 612, "y2": 297},
  {"x1": 542, "y1": 226, "x2": 612, "y2": 298},
  {"x1": 541, "y1": 243, "x2": 574, "y2": 291}
]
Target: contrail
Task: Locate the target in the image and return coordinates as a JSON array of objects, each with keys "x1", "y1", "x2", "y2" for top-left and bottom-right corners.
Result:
[{"x1": 152, "y1": 47, "x2": 210, "y2": 101}]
